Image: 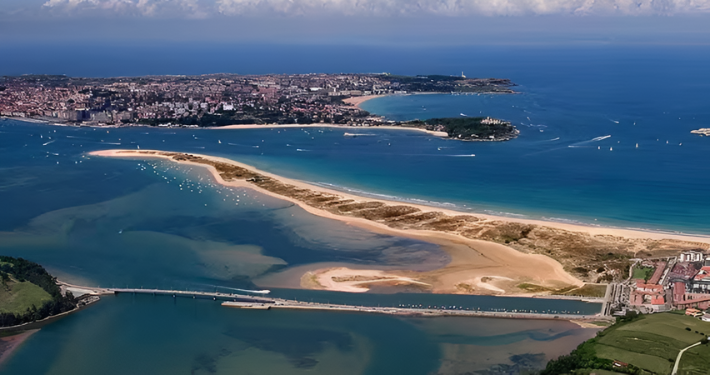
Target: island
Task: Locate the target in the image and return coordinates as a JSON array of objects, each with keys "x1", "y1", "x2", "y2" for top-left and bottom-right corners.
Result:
[
  {"x1": 0, "y1": 73, "x2": 514, "y2": 130},
  {"x1": 401, "y1": 116, "x2": 519, "y2": 141}
]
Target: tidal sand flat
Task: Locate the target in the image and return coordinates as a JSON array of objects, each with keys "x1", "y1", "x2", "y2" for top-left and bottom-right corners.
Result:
[
  {"x1": 92, "y1": 149, "x2": 710, "y2": 296},
  {"x1": 0, "y1": 330, "x2": 38, "y2": 366}
]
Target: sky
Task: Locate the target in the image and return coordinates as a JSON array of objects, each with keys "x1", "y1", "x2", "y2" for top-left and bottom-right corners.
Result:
[{"x1": 1, "y1": 0, "x2": 710, "y2": 46}]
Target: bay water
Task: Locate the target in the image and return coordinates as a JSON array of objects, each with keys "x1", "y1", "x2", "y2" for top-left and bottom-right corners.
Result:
[{"x1": 3, "y1": 44, "x2": 708, "y2": 373}]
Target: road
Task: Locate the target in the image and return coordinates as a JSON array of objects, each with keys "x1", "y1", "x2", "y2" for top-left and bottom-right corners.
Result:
[{"x1": 671, "y1": 341, "x2": 702, "y2": 375}]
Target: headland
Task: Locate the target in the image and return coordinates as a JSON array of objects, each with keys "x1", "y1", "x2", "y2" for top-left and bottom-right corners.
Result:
[{"x1": 91, "y1": 150, "x2": 710, "y2": 297}]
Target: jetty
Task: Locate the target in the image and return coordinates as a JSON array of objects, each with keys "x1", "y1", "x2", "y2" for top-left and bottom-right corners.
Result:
[{"x1": 59, "y1": 283, "x2": 611, "y2": 322}]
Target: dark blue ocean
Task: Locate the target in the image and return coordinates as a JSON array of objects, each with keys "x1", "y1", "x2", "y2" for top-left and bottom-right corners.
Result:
[
  {"x1": 1, "y1": 44, "x2": 708, "y2": 374},
  {"x1": 6, "y1": 43, "x2": 706, "y2": 232}
]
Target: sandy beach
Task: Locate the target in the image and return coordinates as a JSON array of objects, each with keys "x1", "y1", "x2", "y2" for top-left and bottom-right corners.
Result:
[
  {"x1": 0, "y1": 330, "x2": 38, "y2": 366},
  {"x1": 342, "y1": 94, "x2": 388, "y2": 108},
  {"x1": 91, "y1": 149, "x2": 710, "y2": 296}
]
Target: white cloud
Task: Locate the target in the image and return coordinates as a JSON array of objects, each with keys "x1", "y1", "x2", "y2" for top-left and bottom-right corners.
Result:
[
  {"x1": 42, "y1": 0, "x2": 209, "y2": 17},
  {"x1": 40, "y1": 0, "x2": 710, "y2": 16}
]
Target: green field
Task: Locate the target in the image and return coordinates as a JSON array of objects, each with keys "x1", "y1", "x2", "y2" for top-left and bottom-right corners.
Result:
[
  {"x1": 562, "y1": 284, "x2": 608, "y2": 298},
  {"x1": 593, "y1": 313, "x2": 710, "y2": 374},
  {"x1": 678, "y1": 343, "x2": 710, "y2": 375},
  {"x1": 573, "y1": 370, "x2": 630, "y2": 375},
  {"x1": 632, "y1": 266, "x2": 654, "y2": 280},
  {"x1": 0, "y1": 279, "x2": 53, "y2": 315}
]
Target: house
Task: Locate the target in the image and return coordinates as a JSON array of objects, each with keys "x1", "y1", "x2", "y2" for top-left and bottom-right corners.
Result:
[
  {"x1": 679, "y1": 251, "x2": 705, "y2": 263},
  {"x1": 686, "y1": 308, "x2": 703, "y2": 317}
]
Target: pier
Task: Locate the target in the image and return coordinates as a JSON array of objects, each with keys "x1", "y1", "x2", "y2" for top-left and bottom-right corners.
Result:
[{"x1": 60, "y1": 283, "x2": 611, "y2": 322}]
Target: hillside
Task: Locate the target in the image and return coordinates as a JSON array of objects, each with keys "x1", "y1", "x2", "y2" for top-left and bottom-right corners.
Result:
[
  {"x1": 0, "y1": 256, "x2": 77, "y2": 327},
  {"x1": 0, "y1": 279, "x2": 53, "y2": 315},
  {"x1": 542, "y1": 312, "x2": 710, "y2": 375}
]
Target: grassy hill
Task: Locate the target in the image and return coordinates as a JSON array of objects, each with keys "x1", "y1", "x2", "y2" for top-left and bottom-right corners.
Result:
[
  {"x1": 542, "y1": 312, "x2": 710, "y2": 374},
  {"x1": 0, "y1": 278, "x2": 53, "y2": 315},
  {"x1": 0, "y1": 256, "x2": 77, "y2": 327}
]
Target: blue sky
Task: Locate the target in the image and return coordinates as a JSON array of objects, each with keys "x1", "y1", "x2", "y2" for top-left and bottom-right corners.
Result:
[{"x1": 1, "y1": 0, "x2": 709, "y2": 45}]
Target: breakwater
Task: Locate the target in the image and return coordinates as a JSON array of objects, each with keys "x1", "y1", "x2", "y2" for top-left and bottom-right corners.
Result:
[{"x1": 74, "y1": 286, "x2": 609, "y2": 321}]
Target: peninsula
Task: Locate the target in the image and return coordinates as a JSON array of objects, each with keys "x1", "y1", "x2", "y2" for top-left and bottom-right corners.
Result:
[
  {"x1": 0, "y1": 256, "x2": 97, "y2": 366},
  {"x1": 0, "y1": 73, "x2": 514, "y2": 130},
  {"x1": 91, "y1": 150, "x2": 710, "y2": 298}
]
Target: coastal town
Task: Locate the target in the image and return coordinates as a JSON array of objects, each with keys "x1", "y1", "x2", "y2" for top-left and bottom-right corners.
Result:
[
  {"x1": 0, "y1": 73, "x2": 514, "y2": 128},
  {"x1": 608, "y1": 250, "x2": 710, "y2": 321}
]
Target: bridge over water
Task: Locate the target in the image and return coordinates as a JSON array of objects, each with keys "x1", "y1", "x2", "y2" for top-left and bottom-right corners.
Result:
[{"x1": 60, "y1": 282, "x2": 611, "y2": 322}]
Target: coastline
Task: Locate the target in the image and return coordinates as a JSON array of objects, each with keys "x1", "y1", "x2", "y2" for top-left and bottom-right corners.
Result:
[
  {"x1": 91, "y1": 149, "x2": 710, "y2": 296},
  {"x1": 215, "y1": 123, "x2": 450, "y2": 138},
  {"x1": 2, "y1": 116, "x2": 451, "y2": 138},
  {"x1": 89, "y1": 150, "x2": 710, "y2": 244},
  {"x1": 342, "y1": 94, "x2": 389, "y2": 109}
]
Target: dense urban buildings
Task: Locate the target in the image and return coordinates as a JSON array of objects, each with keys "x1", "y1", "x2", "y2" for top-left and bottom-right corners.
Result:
[{"x1": 0, "y1": 73, "x2": 514, "y2": 127}]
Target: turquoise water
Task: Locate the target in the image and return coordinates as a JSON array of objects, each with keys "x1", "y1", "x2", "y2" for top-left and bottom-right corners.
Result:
[
  {"x1": 0, "y1": 119, "x2": 600, "y2": 374},
  {"x1": 4, "y1": 44, "x2": 708, "y2": 373}
]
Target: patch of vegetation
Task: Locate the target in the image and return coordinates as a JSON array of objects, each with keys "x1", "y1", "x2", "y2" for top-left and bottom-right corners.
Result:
[
  {"x1": 561, "y1": 284, "x2": 608, "y2": 298},
  {"x1": 0, "y1": 256, "x2": 77, "y2": 327},
  {"x1": 517, "y1": 283, "x2": 556, "y2": 293},
  {"x1": 0, "y1": 279, "x2": 53, "y2": 315},
  {"x1": 681, "y1": 343, "x2": 710, "y2": 375},
  {"x1": 632, "y1": 266, "x2": 655, "y2": 281},
  {"x1": 541, "y1": 312, "x2": 710, "y2": 375},
  {"x1": 405, "y1": 117, "x2": 518, "y2": 141}
]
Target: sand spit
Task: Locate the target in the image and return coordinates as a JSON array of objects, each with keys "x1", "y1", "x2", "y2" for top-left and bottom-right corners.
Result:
[
  {"x1": 303, "y1": 267, "x2": 432, "y2": 293},
  {"x1": 91, "y1": 150, "x2": 710, "y2": 295}
]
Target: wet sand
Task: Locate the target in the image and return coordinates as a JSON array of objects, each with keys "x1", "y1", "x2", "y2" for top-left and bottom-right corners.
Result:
[{"x1": 0, "y1": 330, "x2": 38, "y2": 366}]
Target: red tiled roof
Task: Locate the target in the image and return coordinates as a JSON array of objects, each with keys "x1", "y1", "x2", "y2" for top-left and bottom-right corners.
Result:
[
  {"x1": 674, "y1": 282, "x2": 686, "y2": 295},
  {"x1": 648, "y1": 262, "x2": 666, "y2": 284}
]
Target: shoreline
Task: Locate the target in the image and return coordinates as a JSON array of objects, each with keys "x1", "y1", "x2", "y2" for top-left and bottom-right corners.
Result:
[
  {"x1": 2, "y1": 116, "x2": 450, "y2": 138},
  {"x1": 91, "y1": 149, "x2": 710, "y2": 296},
  {"x1": 215, "y1": 123, "x2": 450, "y2": 138},
  {"x1": 90, "y1": 150, "x2": 710, "y2": 244},
  {"x1": 342, "y1": 94, "x2": 390, "y2": 109}
]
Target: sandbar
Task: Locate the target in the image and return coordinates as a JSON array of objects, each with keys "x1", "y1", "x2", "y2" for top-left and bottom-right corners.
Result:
[
  {"x1": 90, "y1": 149, "x2": 710, "y2": 296},
  {"x1": 0, "y1": 330, "x2": 38, "y2": 366}
]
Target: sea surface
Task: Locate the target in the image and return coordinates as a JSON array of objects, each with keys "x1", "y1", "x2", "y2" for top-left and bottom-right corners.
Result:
[{"x1": 2, "y1": 44, "x2": 708, "y2": 374}]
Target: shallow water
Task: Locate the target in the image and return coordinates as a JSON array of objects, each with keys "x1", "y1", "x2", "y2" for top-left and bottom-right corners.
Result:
[
  {"x1": 5, "y1": 44, "x2": 705, "y2": 373},
  {"x1": 1, "y1": 293, "x2": 597, "y2": 375}
]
